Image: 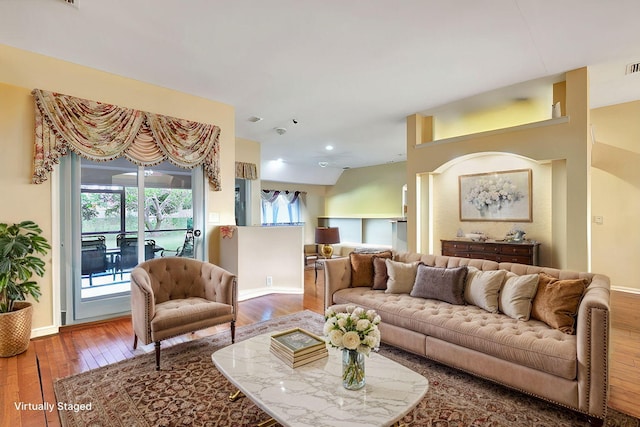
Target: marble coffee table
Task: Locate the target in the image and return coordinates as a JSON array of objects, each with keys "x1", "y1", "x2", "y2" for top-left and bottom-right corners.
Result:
[{"x1": 212, "y1": 332, "x2": 429, "y2": 427}]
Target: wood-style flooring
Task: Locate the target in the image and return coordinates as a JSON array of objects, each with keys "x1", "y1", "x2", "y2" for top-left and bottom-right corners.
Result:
[{"x1": 1, "y1": 267, "x2": 638, "y2": 427}]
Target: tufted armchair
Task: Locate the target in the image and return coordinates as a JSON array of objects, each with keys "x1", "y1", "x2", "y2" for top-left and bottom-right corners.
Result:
[{"x1": 130, "y1": 257, "x2": 237, "y2": 370}]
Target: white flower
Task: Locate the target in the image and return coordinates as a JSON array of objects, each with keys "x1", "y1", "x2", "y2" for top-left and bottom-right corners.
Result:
[
  {"x1": 356, "y1": 319, "x2": 370, "y2": 331},
  {"x1": 323, "y1": 317, "x2": 336, "y2": 335},
  {"x1": 357, "y1": 344, "x2": 371, "y2": 356},
  {"x1": 342, "y1": 331, "x2": 360, "y2": 350},
  {"x1": 324, "y1": 306, "x2": 381, "y2": 356},
  {"x1": 328, "y1": 329, "x2": 344, "y2": 347}
]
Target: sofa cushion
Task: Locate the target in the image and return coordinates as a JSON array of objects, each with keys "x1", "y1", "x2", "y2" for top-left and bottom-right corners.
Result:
[
  {"x1": 410, "y1": 264, "x2": 467, "y2": 305},
  {"x1": 152, "y1": 297, "x2": 232, "y2": 332},
  {"x1": 385, "y1": 259, "x2": 418, "y2": 294},
  {"x1": 498, "y1": 272, "x2": 539, "y2": 320},
  {"x1": 464, "y1": 267, "x2": 506, "y2": 313},
  {"x1": 331, "y1": 288, "x2": 577, "y2": 380},
  {"x1": 531, "y1": 273, "x2": 586, "y2": 334},
  {"x1": 372, "y1": 256, "x2": 389, "y2": 290},
  {"x1": 350, "y1": 251, "x2": 393, "y2": 287}
]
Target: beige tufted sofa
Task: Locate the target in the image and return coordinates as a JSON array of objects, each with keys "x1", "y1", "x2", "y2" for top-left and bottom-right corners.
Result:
[
  {"x1": 131, "y1": 257, "x2": 237, "y2": 370},
  {"x1": 324, "y1": 252, "x2": 610, "y2": 425}
]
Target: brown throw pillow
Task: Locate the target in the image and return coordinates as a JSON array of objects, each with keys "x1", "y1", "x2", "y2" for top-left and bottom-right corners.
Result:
[
  {"x1": 350, "y1": 251, "x2": 392, "y2": 287},
  {"x1": 531, "y1": 273, "x2": 587, "y2": 334},
  {"x1": 410, "y1": 264, "x2": 468, "y2": 305},
  {"x1": 371, "y1": 256, "x2": 389, "y2": 290}
]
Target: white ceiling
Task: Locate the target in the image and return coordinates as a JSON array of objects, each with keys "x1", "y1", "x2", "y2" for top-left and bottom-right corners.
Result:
[{"x1": 2, "y1": 0, "x2": 640, "y2": 185}]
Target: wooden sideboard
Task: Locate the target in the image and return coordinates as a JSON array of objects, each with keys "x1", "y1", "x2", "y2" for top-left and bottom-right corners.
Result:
[{"x1": 441, "y1": 239, "x2": 540, "y2": 266}]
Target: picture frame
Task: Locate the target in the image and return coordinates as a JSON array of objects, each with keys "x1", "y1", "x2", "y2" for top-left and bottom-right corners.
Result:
[{"x1": 459, "y1": 169, "x2": 532, "y2": 222}]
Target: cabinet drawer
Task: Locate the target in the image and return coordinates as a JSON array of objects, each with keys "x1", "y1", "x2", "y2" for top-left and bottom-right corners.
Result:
[
  {"x1": 442, "y1": 241, "x2": 470, "y2": 252},
  {"x1": 471, "y1": 252, "x2": 499, "y2": 262},
  {"x1": 499, "y1": 245, "x2": 532, "y2": 256},
  {"x1": 497, "y1": 255, "x2": 532, "y2": 264}
]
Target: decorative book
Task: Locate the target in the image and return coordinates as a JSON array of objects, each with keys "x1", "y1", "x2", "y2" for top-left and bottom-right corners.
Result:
[{"x1": 270, "y1": 328, "x2": 328, "y2": 368}]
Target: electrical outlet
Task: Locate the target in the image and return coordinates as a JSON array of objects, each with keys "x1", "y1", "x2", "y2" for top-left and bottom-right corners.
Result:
[
  {"x1": 594, "y1": 216, "x2": 604, "y2": 225},
  {"x1": 266, "y1": 276, "x2": 273, "y2": 287}
]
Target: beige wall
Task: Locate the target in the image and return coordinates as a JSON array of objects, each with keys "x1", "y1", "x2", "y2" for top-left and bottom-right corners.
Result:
[
  {"x1": 219, "y1": 226, "x2": 304, "y2": 299},
  {"x1": 407, "y1": 68, "x2": 591, "y2": 271},
  {"x1": 236, "y1": 137, "x2": 262, "y2": 226},
  {"x1": 591, "y1": 101, "x2": 640, "y2": 290},
  {"x1": 432, "y1": 154, "x2": 553, "y2": 266},
  {"x1": 325, "y1": 162, "x2": 406, "y2": 218},
  {"x1": 0, "y1": 45, "x2": 236, "y2": 331}
]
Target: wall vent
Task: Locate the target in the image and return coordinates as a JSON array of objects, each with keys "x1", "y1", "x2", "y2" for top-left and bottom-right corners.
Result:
[{"x1": 625, "y1": 62, "x2": 640, "y2": 75}]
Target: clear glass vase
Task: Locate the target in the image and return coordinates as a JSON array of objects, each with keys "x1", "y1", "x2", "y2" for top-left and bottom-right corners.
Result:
[{"x1": 342, "y1": 349, "x2": 365, "y2": 390}]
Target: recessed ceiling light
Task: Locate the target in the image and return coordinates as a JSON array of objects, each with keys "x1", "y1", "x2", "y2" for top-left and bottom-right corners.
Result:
[
  {"x1": 325, "y1": 145, "x2": 334, "y2": 151},
  {"x1": 248, "y1": 116, "x2": 263, "y2": 123},
  {"x1": 318, "y1": 161, "x2": 329, "y2": 168}
]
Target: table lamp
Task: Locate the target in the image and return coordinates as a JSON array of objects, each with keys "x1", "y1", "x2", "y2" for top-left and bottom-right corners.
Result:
[{"x1": 315, "y1": 227, "x2": 340, "y2": 259}]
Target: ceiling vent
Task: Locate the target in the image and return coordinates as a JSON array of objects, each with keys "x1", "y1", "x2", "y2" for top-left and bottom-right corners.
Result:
[
  {"x1": 625, "y1": 62, "x2": 640, "y2": 75},
  {"x1": 59, "y1": 0, "x2": 79, "y2": 7}
]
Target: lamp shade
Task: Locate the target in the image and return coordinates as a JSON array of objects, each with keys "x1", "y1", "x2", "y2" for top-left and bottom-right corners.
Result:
[{"x1": 315, "y1": 227, "x2": 340, "y2": 244}]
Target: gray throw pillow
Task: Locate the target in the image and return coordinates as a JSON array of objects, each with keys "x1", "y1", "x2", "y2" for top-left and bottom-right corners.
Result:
[{"x1": 410, "y1": 264, "x2": 468, "y2": 305}]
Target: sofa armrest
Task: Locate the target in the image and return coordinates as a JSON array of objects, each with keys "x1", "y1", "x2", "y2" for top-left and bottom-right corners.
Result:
[
  {"x1": 130, "y1": 267, "x2": 156, "y2": 345},
  {"x1": 323, "y1": 257, "x2": 351, "y2": 310},
  {"x1": 203, "y1": 263, "x2": 238, "y2": 319},
  {"x1": 575, "y1": 273, "x2": 610, "y2": 418}
]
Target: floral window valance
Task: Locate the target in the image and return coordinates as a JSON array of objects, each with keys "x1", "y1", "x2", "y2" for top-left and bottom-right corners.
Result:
[
  {"x1": 31, "y1": 89, "x2": 222, "y2": 190},
  {"x1": 235, "y1": 162, "x2": 258, "y2": 180}
]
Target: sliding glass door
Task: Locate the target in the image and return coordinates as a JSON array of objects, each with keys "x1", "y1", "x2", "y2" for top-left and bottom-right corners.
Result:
[{"x1": 62, "y1": 155, "x2": 205, "y2": 322}]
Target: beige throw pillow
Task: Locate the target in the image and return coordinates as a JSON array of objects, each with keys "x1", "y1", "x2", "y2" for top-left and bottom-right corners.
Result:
[
  {"x1": 499, "y1": 272, "x2": 540, "y2": 320},
  {"x1": 464, "y1": 267, "x2": 506, "y2": 313},
  {"x1": 385, "y1": 259, "x2": 419, "y2": 294}
]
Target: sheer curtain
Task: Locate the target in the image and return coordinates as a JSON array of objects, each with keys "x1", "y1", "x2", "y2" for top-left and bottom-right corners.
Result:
[{"x1": 260, "y1": 190, "x2": 305, "y2": 225}]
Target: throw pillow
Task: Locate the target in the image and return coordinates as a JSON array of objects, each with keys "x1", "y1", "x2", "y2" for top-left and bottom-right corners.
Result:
[
  {"x1": 499, "y1": 272, "x2": 540, "y2": 320},
  {"x1": 463, "y1": 267, "x2": 506, "y2": 313},
  {"x1": 384, "y1": 259, "x2": 419, "y2": 294},
  {"x1": 531, "y1": 273, "x2": 587, "y2": 334},
  {"x1": 350, "y1": 251, "x2": 392, "y2": 287},
  {"x1": 371, "y1": 256, "x2": 389, "y2": 290},
  {"x1": 411, "y1": 264, "x2": 468, "y2": 305}
]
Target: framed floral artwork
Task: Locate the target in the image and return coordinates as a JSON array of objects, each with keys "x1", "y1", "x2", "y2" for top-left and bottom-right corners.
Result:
[{"x1": 459, "y1": 169, "x2": 532, "y2": 222}]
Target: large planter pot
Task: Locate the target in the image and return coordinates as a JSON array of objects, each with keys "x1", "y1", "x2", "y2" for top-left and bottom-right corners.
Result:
[{"x1": 0, "y1": 302, "x2": 33, "y2": 357}]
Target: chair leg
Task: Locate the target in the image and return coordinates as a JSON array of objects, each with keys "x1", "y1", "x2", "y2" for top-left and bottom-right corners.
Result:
[
  {"x1": 230, "y1": 321, "x2": 236, "y2": 343},
  {"x1": 133, "y1": 334, "x2": 138, "y2": 350},
  {"x1": 155, "y1": 342, "x2": 161, "y2": 371}
]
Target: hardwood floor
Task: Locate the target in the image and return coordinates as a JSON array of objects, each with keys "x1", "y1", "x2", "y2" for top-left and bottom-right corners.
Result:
[{"x1": 1, "y1": 267, "x2": 639, "y2": 426}]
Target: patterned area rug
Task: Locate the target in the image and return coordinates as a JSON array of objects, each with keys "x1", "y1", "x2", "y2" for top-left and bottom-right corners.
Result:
[{"x1": 54, "y1": 310, "x2": 638, "y2": 427}]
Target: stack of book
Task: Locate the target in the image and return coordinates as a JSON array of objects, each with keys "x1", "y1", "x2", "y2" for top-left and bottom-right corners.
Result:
[{"x1": 270, "y1": 328, "x2": 328, "y2": 368}]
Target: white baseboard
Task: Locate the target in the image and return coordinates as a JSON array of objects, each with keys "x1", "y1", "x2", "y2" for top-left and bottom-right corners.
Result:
[
  {"x1": 31, "y1": 325, "x2": 59, "y2": 338},
  {"x1": 611, "y1": 285, "x2": 640, "y2": 295},
  {"x1": 239, "y1": 287, "x2": 303, "y2": 301}
]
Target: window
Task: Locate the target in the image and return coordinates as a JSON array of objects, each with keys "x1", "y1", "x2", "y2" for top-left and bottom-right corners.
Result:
[{"x1": 261, "y1": 190, "x2": 304, "y2": 226}]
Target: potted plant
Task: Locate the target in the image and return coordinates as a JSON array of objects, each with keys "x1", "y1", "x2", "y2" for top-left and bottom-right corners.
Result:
[{"x1": 0, "y1": 221, "x2": 51, "y2": 357}]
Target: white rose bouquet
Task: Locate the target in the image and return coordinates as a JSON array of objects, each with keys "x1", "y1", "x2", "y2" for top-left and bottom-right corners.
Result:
[{"x1": 324, "y1": 305, "x2": 381, "y2": 355}]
